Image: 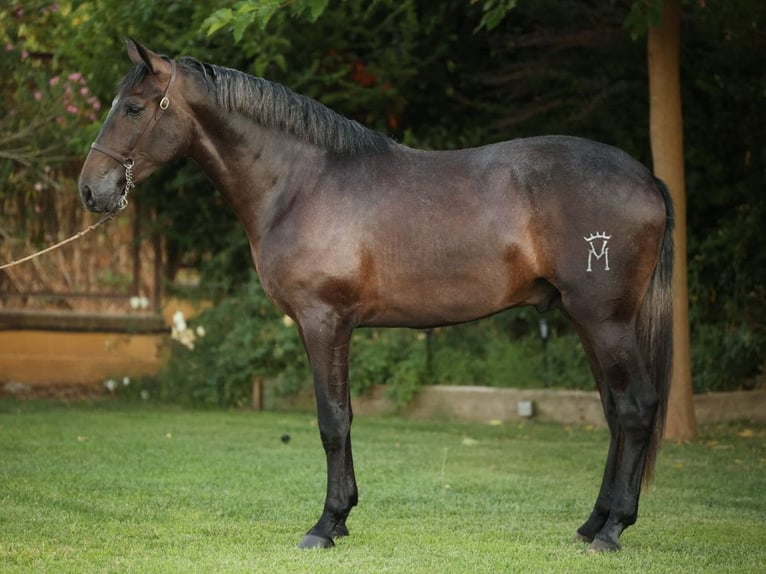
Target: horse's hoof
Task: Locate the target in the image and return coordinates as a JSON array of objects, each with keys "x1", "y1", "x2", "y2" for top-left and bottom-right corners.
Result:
[
  {"x1": 333, "y1": 523, "x2": 350, "y2": 538},
  {"x1": 297, "y1": 534, "x2": 335, "y2": 549},
  {"x1": 587, "y1": 537, "x2": 621, "y2": 554},
  {"x1": 573, "y1": 531, "x2": 593, "y2": 544}
]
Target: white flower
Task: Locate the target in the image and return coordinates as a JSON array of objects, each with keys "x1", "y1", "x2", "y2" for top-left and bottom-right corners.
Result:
[
  {"x1": 140, "y1": 390, "x2": 150, "y2": 400},
  {"x1": 172, "y1": 310, "x2": 187, "y2": 331},
  {"x1": 171, "y1": 311, "x2": 201, "y2": 350},
  {"x1": 282, "y1": 315, "x2": 295, "y2": 327},
  {"x1": 104, "y1": 379, "x2": 117, "y2": 392},
  {"x1": 122, "y1": 377, "x2": 130, "y2": 387},
  {"x1": 129, "y1": 296, "x2": 141, "y2": 309}
]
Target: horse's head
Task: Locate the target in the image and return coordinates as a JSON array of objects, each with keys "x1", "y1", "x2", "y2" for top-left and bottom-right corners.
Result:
[{"x1": 78, "y1": 39, "x2": 192, "y2": 213}]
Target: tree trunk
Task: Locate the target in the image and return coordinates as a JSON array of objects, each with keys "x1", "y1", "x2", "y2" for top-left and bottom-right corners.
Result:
[{"x1": 647, "y1": 0, "x2": 697, "y2": 441}]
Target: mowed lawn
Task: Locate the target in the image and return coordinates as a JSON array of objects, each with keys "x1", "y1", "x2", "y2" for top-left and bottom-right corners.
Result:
[{"x1": 0, "y1": 400, "x2": 764, "y2": 573}]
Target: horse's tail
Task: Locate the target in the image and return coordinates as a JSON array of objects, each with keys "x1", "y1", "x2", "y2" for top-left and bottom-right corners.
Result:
[{"x1": 636, "y1": 176, "x2": 675, "y2": 485}]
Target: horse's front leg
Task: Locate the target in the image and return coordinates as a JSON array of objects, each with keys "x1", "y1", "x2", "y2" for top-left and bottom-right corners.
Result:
[{"x1": 296, "y1": 308, "x2": 357, "y2": 549}]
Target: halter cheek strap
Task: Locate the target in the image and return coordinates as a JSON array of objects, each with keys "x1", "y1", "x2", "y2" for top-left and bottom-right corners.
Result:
[{"x1": 89, "y1": 59, "x2": 178, "y2": 207}]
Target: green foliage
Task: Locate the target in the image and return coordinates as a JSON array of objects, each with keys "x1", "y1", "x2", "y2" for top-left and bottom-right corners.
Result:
[
  {"x1": 350, "y1": 329, "x2": 428, "y2": 407},
  {"x1": 689, "y1": 204, "x2": 766, "y2": 391},
  {"x1": 622, "y1": 0, "x2": 664, "y2": 40},
  {"x1": 152, "y1": 275, "x2": 307, "y2": 407},
  {"x1": 691, "y1": 324, "x2": 765, "y2": 393},
  {"x1": 475, "y1": 0, "x2": 518, "y2": 31},
  {"x1": 203, "y1": 0, "x2": 329, "y2": 40},
  {"x1": 683, "y1": 1, "x2": 766, "y2": 390},
  {"x1": 0, "y1": 6, "x2": 105, "y2": 244},
  {"x1": 428, "y1": 315, "x2": 593, "y2": 391}
]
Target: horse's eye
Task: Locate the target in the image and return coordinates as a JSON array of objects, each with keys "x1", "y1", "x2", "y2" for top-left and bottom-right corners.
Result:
[{"x1": 126, "y1": 103, "x2": 145, "y2": 118}]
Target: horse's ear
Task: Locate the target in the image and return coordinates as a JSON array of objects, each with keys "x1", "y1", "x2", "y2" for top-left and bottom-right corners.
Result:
[{"x1": 125, "y1": 38, "x2": 170, "y2": 75}]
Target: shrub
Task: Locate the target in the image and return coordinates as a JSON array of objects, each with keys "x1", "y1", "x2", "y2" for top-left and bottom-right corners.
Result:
[
  {"x1": 152, "y1": 276, "x2": 307, "y2": 407},
  {"x1": 428, "y1": 321, "x2": 593, "y2": 391}
]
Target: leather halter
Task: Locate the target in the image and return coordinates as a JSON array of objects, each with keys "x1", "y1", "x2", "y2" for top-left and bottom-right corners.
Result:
[{"x1": 89, "y1": 59, "x2": 178, "y2": 202}]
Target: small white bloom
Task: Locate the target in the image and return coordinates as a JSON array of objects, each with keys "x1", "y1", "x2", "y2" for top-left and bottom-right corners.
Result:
[
  {"x1": 140, "y1": 390, "x2": 150, "y2": 400},
  {"x1": 104, "y1": 379, "x2": 117, "y2": 392},
  {"x1": 282, "y1": 315, "x2": 295, "y2": 327},
  {"x1": 172, "y1": 310, "x2": 187, "y2": 332},
  {"x1": 195, "y1": 325, "x2": 206, "y2": 338},
  {"x1": 180, "y1": 329, "x2": 196, "y2": 350},
  {"x1": 129, "y1": 296, "x2": 140, "y2": 309},
  {"x1": 122, "y1": 377, "x2": 130, "y2": 387}
]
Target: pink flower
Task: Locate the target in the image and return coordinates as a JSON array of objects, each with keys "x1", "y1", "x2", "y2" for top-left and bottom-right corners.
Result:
[
  {"x1": 80, "y1": 86, "x2": 89, "y2": 96},
  {"x1": 4, "y1": 43, "x2": 14, "y2": 52},
  {"x1": 21, "y1": 50, "x2": 29, "y2": 60},
  {"x1": 68, "y1": 72, "x2": 82, "y2": 82},
  {"x1": 66, "y1": 104, "x2": 78, "y2": 115},
  {"x1": 49, "y1": 76, "x2": 60, "y2": 86},
  {"x1": 34, "y1": 91, "x2": 42, "y2": 101},
  {"x1": 89, "y1": 97, "x2": 101, "y2": 111}
]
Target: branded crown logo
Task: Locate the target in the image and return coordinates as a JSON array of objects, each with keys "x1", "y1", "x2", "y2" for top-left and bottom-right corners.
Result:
[{"x1": 584, "y1": 232, "x2": 611, "y2": 272}]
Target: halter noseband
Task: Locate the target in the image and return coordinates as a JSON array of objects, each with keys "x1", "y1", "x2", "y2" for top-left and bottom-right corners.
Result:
[{"x1": 89, "y1": 59, "x2": 178, "y2": 209}]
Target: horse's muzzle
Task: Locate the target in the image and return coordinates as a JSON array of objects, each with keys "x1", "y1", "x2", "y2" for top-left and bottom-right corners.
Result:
[{"x1": 79, "y1": 181, "x2": 122, "y2": 213}]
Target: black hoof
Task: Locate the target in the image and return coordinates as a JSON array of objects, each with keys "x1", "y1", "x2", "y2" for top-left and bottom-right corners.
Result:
[
  {"x1": 587, "y1": 537, "x2": 621, "y2": 554},
  {"x1": 573, "y1": 531, "x2": 593, "y2": 544},
  {"x1": 297, "y1": 534, "x2": 335, "y2": 549},
  {"x1": 332, "y1": 523, "x2": 350, "y2": 538}
]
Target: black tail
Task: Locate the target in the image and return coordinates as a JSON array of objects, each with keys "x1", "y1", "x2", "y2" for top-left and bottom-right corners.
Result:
[{"x1": 636, "y1": 177, "x2": 674, "y2": 484}]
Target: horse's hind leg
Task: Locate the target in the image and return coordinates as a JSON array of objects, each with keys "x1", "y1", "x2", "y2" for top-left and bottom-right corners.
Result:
[
  {"x1": 571, "y1": 318, "x2": 659, "y2": 552},
  {"x1": 295, "y1": 307, "x2": 358, "y2": 549},
  {"x1": 574, "y1": 388, "x2": 621, "y2": 543}
]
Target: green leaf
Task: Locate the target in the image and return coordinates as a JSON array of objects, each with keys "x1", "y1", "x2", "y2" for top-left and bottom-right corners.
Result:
[
  {"x1": 306, "y1": 0, "x2": 330, "y2": 22},
  {"x1": 202, "y1": 8, "x2": 233, "y2": 38},
  {"x1": 257, "y1": 4, "x2": 280, "y2": 30},
  {"x1": 232, "y1": 11, "x2": 255, "y2": 43}
]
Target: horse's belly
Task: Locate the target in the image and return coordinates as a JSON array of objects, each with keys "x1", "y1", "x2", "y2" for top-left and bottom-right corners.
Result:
[{"x1": 360, "y1": 263, "x2": 538, "y2": 328}]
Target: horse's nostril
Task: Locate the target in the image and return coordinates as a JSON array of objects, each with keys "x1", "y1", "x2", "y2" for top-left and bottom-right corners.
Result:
[{"x1": 80, "y1": 184, "x2": 95, "y2": 208}]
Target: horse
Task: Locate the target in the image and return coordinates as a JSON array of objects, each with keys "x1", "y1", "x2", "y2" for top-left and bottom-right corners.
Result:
[{"x1": 78, "y1": 40, "x2": 674, "y2": 553}]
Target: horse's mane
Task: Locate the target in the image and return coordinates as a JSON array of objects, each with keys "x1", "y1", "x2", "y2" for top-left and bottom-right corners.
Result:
[{"x1": 173, "y1": 57, "x2": 393, "y2": 157}]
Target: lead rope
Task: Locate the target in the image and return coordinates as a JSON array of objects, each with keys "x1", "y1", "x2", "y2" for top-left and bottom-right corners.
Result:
[{"x1": 0, "y1": 180, "x2": 129, "y2": 271}]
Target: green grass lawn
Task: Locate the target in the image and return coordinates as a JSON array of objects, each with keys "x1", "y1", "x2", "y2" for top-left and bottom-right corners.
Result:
[{"x1": 1, "y1": 400, "x2": 764, "y2": 573}]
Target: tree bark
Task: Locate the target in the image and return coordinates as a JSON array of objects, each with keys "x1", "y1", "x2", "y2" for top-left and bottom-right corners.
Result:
[{"x1": 647, "y1": 0, "x2": 697, "y2": 441}]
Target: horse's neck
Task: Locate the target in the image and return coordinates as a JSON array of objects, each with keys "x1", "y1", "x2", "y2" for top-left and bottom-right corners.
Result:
[{"x1": 189, "y1": 112, "x2": 327, "y2": 241}]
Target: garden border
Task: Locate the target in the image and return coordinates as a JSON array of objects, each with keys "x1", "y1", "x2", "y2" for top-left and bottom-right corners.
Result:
[{"x1": 272, "y1": 384, "x2": 766, "y2": 426}]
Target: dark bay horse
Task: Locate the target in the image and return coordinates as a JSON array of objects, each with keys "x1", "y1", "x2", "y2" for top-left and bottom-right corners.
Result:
[{"x1": 78, "y1": 40, "x2": 674, "y2": 553}]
